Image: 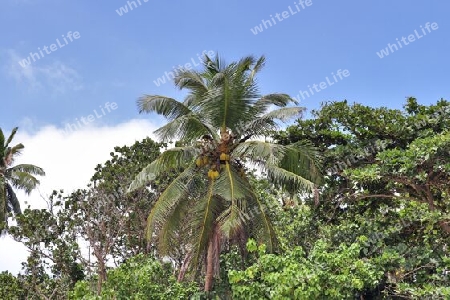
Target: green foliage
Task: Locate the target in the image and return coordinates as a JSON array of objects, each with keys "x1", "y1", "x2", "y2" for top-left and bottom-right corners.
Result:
[
  {"x1": 3, "y1": 64, "x2": 450, "y2": 299},
  {"x1": 9, "y1": 194, "x2": 83, "y2": 299},
  {"x1": 129, "y1": 54, "x2": 322, "y2": 291},
  {"x1": 273, "y1": 97, "x2": 450, "y2": 298},
  {"x1": 69, "y1": 254, "x2": 198, "y2": 299},
  {"x1": 5, "y1": 138, "x2": 164, "y2": 298},
  {"x1": 0, "y1": 271, "x2": 24, "y2": 299},
  {"x1": 229, "y1": 239, "x2": 383, "y2": 299},
  {"x1": 0, "y1": 127, "x2": 44, "y2": 233}
]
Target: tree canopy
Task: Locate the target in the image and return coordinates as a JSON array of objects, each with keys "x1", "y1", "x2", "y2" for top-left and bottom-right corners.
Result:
[{"x1": 2, "y1": 57, "x2": 449, "y2": 299}]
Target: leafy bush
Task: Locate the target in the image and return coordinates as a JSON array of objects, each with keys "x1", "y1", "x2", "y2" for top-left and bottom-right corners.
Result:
[
  {"x1": 69, "y1": 254, "x2": 198, "y2": 299},
  {"x1": 229, "y1": 239, "x2": 384, "y2": 299},
  {"x1": 0, "y1": 271, "x2": 24, "y2": 299}
]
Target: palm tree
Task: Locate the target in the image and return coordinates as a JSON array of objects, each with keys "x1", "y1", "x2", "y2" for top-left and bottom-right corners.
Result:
[
  {"x1": 0, "y1": 127, "x2": 45, "y2": 233},
  {"x1": 128, "y1": 54, "x2": 322, "y2": 291}
]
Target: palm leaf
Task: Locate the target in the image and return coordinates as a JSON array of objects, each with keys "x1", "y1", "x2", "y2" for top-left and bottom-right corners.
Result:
[
  {"x1": 265, "y1": 163, "x2": 315, "y2": 192},
  {"x1": 137, "y1": 96, "x2": 191, "y2": 121},
  {"x1": 154, "y1": 114, "x2": 217, "y2": 142},
  {"x1": 254, "y1": 94, "x2": 299, "y2": 111},
  {"x1": 145, "y1": 163, "x2": 198, "y2": 241},
  {"x1": 214, "y1": 162, "x2": 249, "y2": 203},
  {"x1": 0, "y1": 129, "x2": 5, "y2": 155},
  {"x1": 232, "y1": 141, "x2": 286, "y2": 164},
  {"x1": 189, "y1": 179, "x2": 221, "y2": 275},
  {"x1": 237, "y1": 107, "x2": 305, "y2": 139},
  {"x1": 10, "y1": 143, "x2": 24, "y2": 156},
  {"x1": 233, "y1": 140, "x2": 321, "y2": 191},
  {"x1": 198, "y1": 58, "x2": 261, "y2": 132},
  {"x1": 279, "y1": 141, "x2": 322, "y2": 185},
  {"x1": 0, "y1": 180, "x2": 6, "y2": 231},
  {"x1": 157, "y1": 193, "x2": 192, "y2": 256},
  {"x1": 5, "y1": 171, "x2": 40, "y2": 194},
  {"x1": 214, "y1": 162, "x2": 249, "y2": 238},
  {"x1": 261, "y1": 107, "x2": 305, "y2": 122},
  {"x1": 5, "y1": 127, "x2": 18, "y2": 149},
  {"x1": 8, "y1": 164, "x2": 45, "y2": 176},
  {"x1": 248, "y1": 56, "x2": 265, "y2": 83},
  {"x1": 244, "y1": 190, "x2": 277, "y2": 252},
  {"x1": 128, "y1": 146, "x2": 200, "y2": 192},
  {"x1": 174, "y1": 70, "x2": 208, "y2": 97}
]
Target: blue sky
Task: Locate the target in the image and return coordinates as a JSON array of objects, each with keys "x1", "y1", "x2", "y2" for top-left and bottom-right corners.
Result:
[{"x1": 1, "y1": 0, "x2": 449, "y2": 131}]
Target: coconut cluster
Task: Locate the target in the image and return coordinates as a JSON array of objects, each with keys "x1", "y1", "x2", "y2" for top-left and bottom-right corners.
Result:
[{"x1": 195, "y1": 129, "x2": 235, "y2": 180}]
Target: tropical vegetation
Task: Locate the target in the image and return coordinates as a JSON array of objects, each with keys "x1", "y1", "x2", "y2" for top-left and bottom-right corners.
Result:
[
  {"x1": 1, "y1": 55, "x2": 449, "y2": 299},
  {"x1": 128, "y1": 54, "x2": 322, "y2": 292},
  {"x1": 0, "y1": 127, "x2": 45, "y2": 234}
]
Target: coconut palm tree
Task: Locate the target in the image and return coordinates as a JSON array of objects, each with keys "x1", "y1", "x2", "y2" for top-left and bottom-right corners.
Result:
[
  {"x1": 0, "y1": 127, "x2": 45, "y2": 233},
  {"x1": 128, "y1": 54, "x2": 322, "y2": 291}
]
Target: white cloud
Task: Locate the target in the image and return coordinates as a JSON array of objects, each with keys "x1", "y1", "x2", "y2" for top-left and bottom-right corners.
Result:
[
  {"x1": 3, "y1": 49, "x2": 83, "y2": 95},
  {"x1": 0, "y1": 119, "x2": 160, "y2": 275}
]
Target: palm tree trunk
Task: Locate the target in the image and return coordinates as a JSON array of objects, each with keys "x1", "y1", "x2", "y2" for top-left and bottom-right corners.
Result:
[
  {"x1": 204, "y1": 237, "x2": 215, "y2": 292},
  {"x1": 0, "y1": 181, "x2": 6, "y2": 233},
  {"x1": 204, "y1": 226, "x2": 220, "y2": 292},
  {"x1": 177, "y1": 250, "x2": 192, "y2": 282}
]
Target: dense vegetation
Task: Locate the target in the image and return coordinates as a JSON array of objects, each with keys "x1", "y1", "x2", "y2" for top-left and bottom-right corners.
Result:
[{"x1": 1, "y1": 55, "x2": 449, "y2": 299}]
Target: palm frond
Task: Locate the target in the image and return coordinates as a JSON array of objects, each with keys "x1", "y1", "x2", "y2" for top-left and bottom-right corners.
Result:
[
  {"x1": 189, "y1": 179, "x2": 221, "y2": 275},
  {"x1": 203, "y1": 54, "x2": 223, "y2": 76},
  {"x1": 6, "y1": 171, "x2": 40, "y2": 194},
  {"x1": 145, "y1": 163, "x2": 198, "y2": 241},
  {"x1": 0, "y1": 180, "x2": 6, "y2": 231},
  {"x1": 237, "y1": 107, "x2": 305, "y2": 139},
  {"x1": 237, "y1": 56, "x2": 256, "y2": 72},
  {"x1": 244, "y1": 191, "x2": 277, "y2": 252},
  {"x1": 232, "y1": 141, "x2": 286, "y2": 164},
  {"x1": 233, "y1": 140, "x2": 322, "y2": 189},
  {"x1": 128, "y1": 146, "x2": 200, "y2": 192},
  {"x1": 254, "y1": 93, "x2": 298, "y2": 111},
  {"x1": 200, "y1": 85, "x2": 259, "y2": 133},
  {"x1": 137, "y1": 95, "x2": 191, "y2": 121},
  {"x1": 0, "y1": 129, "x2": 5, "y2": 155},
  {"x1": 214, "y1": 162, "x2": 250, "y2": 238},
  {"x1": 233, "y1": 140, "x2": 320, "y2": 192},
  {"x1": 196, "y1": 55, "x2": 263, "y2": 132},
  {"x1": 261, "y1": 107, "x2": 305, "y2": 122},
  {"x1": 265, "y1": 163, "x2": 315, "y2": 191},
  {"x1": 279, "y1": 141, "x2": 323, "y2": 185},
  {"x1": 9, "y1": 144, "x2": 25, "y2": 156},
  {"x1": 216, "y1": 204, "x2": 246, "y2": 240},
  {"x1": 8, "y1": 164, "x2": 45, "y2": 176},
  {"x1": 174, "y1": 70, "x2": 208, "y2": 97},
  {"x1": 5, "y1": 127, "x2": 18, "y2": 149},
  {"x1": 214, "y1": 162, "x2": 250, "y2": 203},
  {"x1": 157, "y1": 194, "x2": 191, "y2": 255},
  {"x1": 248, "y1": 56, "x2": 266, "y2": 83},
  {"x1": 154, "y1": 114, "x2": 217, "y2": 142}
]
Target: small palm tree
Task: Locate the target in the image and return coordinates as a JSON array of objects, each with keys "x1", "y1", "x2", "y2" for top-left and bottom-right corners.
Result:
[
  {"x1": 0, "y1": 127, "x2": 45, "y2": 233},
  {"x1": 129, "y1": 54, "x2": 322, "y2": 291}
]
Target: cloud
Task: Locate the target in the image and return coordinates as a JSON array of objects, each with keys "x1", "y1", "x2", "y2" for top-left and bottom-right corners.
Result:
[
  {"x1": 0, "y1": 119, "x2": 160, "y2": 275},
  {"x1": 3, "y1": 49, "x2": 83, "y2": 95}
]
